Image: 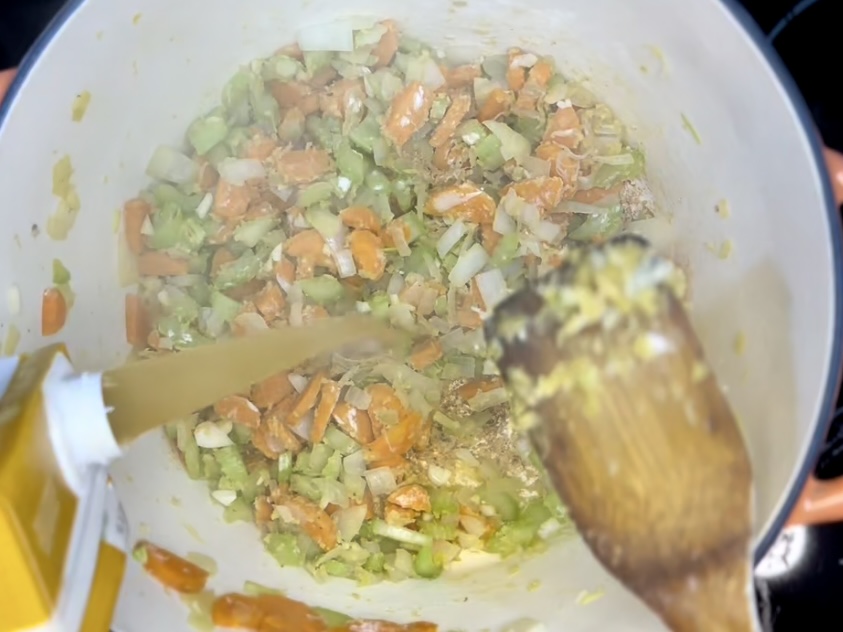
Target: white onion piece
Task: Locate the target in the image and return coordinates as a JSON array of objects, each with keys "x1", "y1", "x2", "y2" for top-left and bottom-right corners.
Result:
[
  {"x1": 140, "y1": 215, "x2": 154, "y2": 236},
  {"x1": 428, "y1": 464, "x2": 453, "y2": 486},
  {"x1": 344, "y1": 386, "x2": 372, "y2": 410},
  {"x1": 492, "y1": 205, "x2": 516, "y2": 235},
  {"x1": 288, "y1": 373, "x2": 309, "y2": 393},
  {"x1": 364, "y1": 467, "x2": 398, "y2": 496},
  {"x1": 475, "y1": 269, "x2": 508, "y2": 310},
  {"x1": 6, "y1": 285, "x2": 20, "y2": 316},
  {"x1": 428, "y1": 316, "x2": 452, "y2": 334},
  {"x1": 355, "y1": 301, "x2": 372, "y2": 313},
  {"x1": 233, "y1": 312, "x2": 268, "y2": 334},
  {"x1": 531, "y1": 220, "x2": 563, "y2": 243},
  {"x1": 146, "y1": 145, "x2": 198, "y2": 184},
  {"x1": 218, "y1": 158, "x2": 266, "y2": 185},
  {"x1": 459, "y1": 514, "x2": 487, "y2": 537},
  {"x1": 386, "y1": 273, "x2": 405, "y2": 296},
  {"x1": 195, "y1": 192, "x2": 214, "y2": 219},
  {"x1": 436, "y1": 220, "x2": 467, "y2": 258},
  {"x1": 522, "y1": 155, "x2": 551, "y2": 178},
  {"x1": 290, "y1": 411, "x2": 314, "y2": 440},
  {"x1": 592, "y1": 153, "x2": 635, "y2": 166},
  {"x1": 334, "y1": 248, "x2": 358, "y2": 278},
  {"x1": 296, "y1": 20, "x2": 355, "y2": 52},
  {"x1": 211, "y1": 489, "x2": 238, "y2": 507},
  {"x1": 538, "y1": 517, "x2": 562, "y2": 540},
  {"x1": 336, "y1": 505, "x2": 368, "y2": 542},
  {"x1": 449, "y1": 243, "x2": 489, "y2": 286},
  {"x1": 343, "y1": 450, "x2": 367, "y2": 476},
  {"x1": 432, "y1": 540, "x2": 461, "y2": 566},
  {"x1": 390, "y1": 224, "x2": 412, "y2": 257},
  {"x1": 194, "y1": 420, "x2": 234, "y2": 449}
]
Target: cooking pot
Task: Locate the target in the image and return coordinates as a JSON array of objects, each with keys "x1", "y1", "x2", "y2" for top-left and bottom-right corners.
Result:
[{"x1": 1, "y1": 0, "x2": 842, "y2": 629}]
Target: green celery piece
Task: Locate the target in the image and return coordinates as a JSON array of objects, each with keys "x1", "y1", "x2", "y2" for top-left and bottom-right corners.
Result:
[
  {"x1": 368, "y1": 293, "x2": 390, "y2": 319},
  {"x1": 156, "y1": 316, "x2": 208, "y2": 350},
  {"x1": 314, "y1": 607, "x2": 353, "y2": 628},
  {"x1": 306, "y1": 115, "x2": 342, "y2": 151},
  {"x1": 591, "y1": 147, "x2": 645, "y2": 189},
  {"x1": 187, "y1": 280, "x2": 212, "y2": 306},
  {"x1": 232, "y1": 424, "x2": 253, "y2": 445},
  {"x1": 225, "y1": 127, "x2": 252, "y2": 157},
  {"x1": 363, "y1": 551, "x2": 385, "y2": 573},
  {"x1": 242, "y1": 467, "x2": 271, "y2": 503},
  {"x1": 291, "y1": 474, "x2": 322, "y2": 501},
  {"x1": 205, "y1": 143, "x2": 231, "y2": 167},
  {"x1": 420, "y1": 520, "x2": 458, "y2": 541},
  {"x1": 349, "y1": 114, "x2": 382, "y2": 154},
  {"x1": 309, "y1": 443, "x2": 333, "y2": 472},
  {"x1": 298, "y1": 182, "x2": 336, "y2": 207},
  {"x1": 485, "y1": 522, "x2": 538, "y2": 557},
  {"x1": 456, "y1": 119, "x2": 488, "y2": 145},
  {"x1": 365, "y1": 170, "x2": 391, "y2": 194},
  {"x1": 183, "y1": 436, "x2": 202, "y2": 479},
  {"x1": 210, "y1": 291, "x2": 241, "y2": 323},
  {"x1": 433, "y1": 296, "x2": 447, "y2": 317},
  {"x1": 490, "y1": 233, "x2": 520, "y2": 267},
  {"x1": 298, "y1": 275, "x2": 344, "y2": 305},
  {"x1": 480, "y1": 489, "x2": 520, "y2": 522},
  {"x1": 221, "y1": 71, "x2": 252, "y2": 125},
  {"x1": 567, "y1": 206, "x2": 624, "y2": 242},
  {"x1": 278, "y1": 452, "x2": 293, "y2": 484},
  {"x1": 354, "y1": 23, "x2": 388, "y2": 49},
  {"x1": 223, "y1": 497, "x2": 253, "y2": 523},
  {"x1": 513, "y1": 116, "x2": 545, "y2": 146},
  {"x1": 132, "y1": 543, "x2": 149, "y2": 565},
  {"x1": 265, "y1": 533, "x2": 306, "y2": 567},
  {"x1": 392, "y1": 179, "x2": 414, "y2": 212},
  {"x1": 322, "y1": 560, "x2": 353, "y2": 578},
  {"x1": 294, "y1": 449, "x2": 311, "y2": 473},
  {"x1": 303, "y1": 51, "x2": 334, "y2": 75},
  {"x1": 234, "y1": 217, "x2": 276, "y2": 248},
  {"x1": 214, "y1": 446, "x2": 249, "y2": 489},
  {"x1": 336, "y1": 140, "x2": 369, "y2": 186},
  {"x1": 430, "y1": 94, "x2": 451, "y2": 121},
  {"x1": 202, "y1": 453, "x2": 221, "y2": 480},
  {"x1": 164, "y1": 288, "x2": 200, "y2": 324},
  {"x1": 321, "y1": 450, "x2": 343, "y2": 480},
  {"x1": 243, "y1": 581, "x2": 283, "y2": 597},
  {"x1": 52, "y1": 259, "x2": 71, "y2": 285},
  {"x1": 520, "y1": 500, "x2": 553, "y2": 526},
  {"x1": 248, "y1": 74, "x2": 281, "y2": 130},
  {"x1": 430, "y1": 488, "x2": 460, "y2": 518},
  {"x1": 399, "y1": 212, "x2": 424, "y2": 243},
  {"x1": 152, "y1": 183, "x2": 201, "y2": 212},
  {"x1": 264, "y1": 55, "x2": 305, "y2": 81},
  {"x1": 413, "y1": 545, "x2": 443, "y2": 578},
  {"x1": 164, "y1": 422, "x2": 179, "y2": 441},
  {"x1": 188, "y1": 114, "x2": 229, "y2": 155},
  {"x1": 214, "y1": 252, "x2": 261, "y2": 290},
  {"x1": 324, "y1": 425, "x2": 359, "y2": 455},
  {"x1": 149, "y1": 204, "x2": 206, "y2": 253},
  {"x1": 474, "y1": 133, "x2": 506, "y2": 171}
]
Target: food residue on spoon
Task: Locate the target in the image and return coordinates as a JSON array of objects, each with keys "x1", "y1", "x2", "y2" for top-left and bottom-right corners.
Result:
[
  {"x1": 3, "y1": 324, "x2": 20, "y2": 356},
  {"x1": 134, "y1": 540, "x2": 439, "y2": 631},
  {"x1": 48, "y1": 155, "x2": 81, "y2": 240},
  {"x1": 71, "y1": 90, "x2": 92, "y2": 122}
]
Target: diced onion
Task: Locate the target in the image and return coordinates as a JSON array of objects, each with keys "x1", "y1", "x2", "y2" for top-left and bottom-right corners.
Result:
[
  {"x1": 432, "y1": 540, "x2": 461, "y2": 566},
  {"x1": 428, "y1": 316, "x2": 452, "y2": 334},
  {"x1": 194, "y1": 420, "x2": 234, "y2": 449},
  {"x1": 428, "y1": 464, "x2": 453, "y2": 486},
  {"x1": 436, "y1": 220, "x2": 467, "y2": 258},
  {"x1": 344, "y1": 386, "x2": 372, "y2": 410},
  {"x1": 336, "y1": 505, "x2": 368, "y2": 542},
  {"x1": 449, "y1": 243, "x2": 489, "y2": 286},
  {"x1": 390, "y1": 224, "x2": 412, "y2": 257},
  {"x1": 334, "y1": 248, "x2": 358, "y2": 278},
  {"x1": 195, "y1": 192, "x2": 214, "y2": 219},
  {"x1": 288, "y1": 373, "x2": 309, "y2": 393},
  {"x1": 218, "y1": 158, "x2": 266, "y2": 185},
  {"x1": 343, "y1": 450, "x2": 367, "y2": 476},
  {"x1": 531, "y1": 220, "x2": 563, "y2": 243},
  {"x1": 522, "y1": 155, "x2": 551, "y2": 178},
  {"x1": 408, "y1": 389, "x2": 433, "y2": 418},
  {"x1": 492, "y1": 206, "x2": 516, "y2": 235},
  {"x1": 211, "y1": 489, "x2": 238, "y2": 507},
  {"x1": 290, "y1": 411, "x2": 314, "y2": 440},
  {"x1": 140, "y1": 215, "x2": 155, "y2": 236},
  {"x1": 355, "y1": 301, "x2": 371, "y2": 313},
  {"x1": 475, "y1": 269, "x2": 508, "y2": 310},
  {"x1": 296, "y1": 20, "x2": 355, "y2": 52},
  {"x1": 373, "y1": 520, "x2": 433, "y2": 547},
  {"x1": 459, "y1": 514, "x2": 487, "y2": 537},
  {"x1": 386, "y1": 273, "x2": 405, "y2": 296},
  {"x1": 592, "y1": 153, "x2": 635, "y2": 166},
  {"x1": 364, "y1": 467, "x2": 398, "y2": 496},
  {"x1": 146, "y1": 145, "x2": 198, "y2": 184}
]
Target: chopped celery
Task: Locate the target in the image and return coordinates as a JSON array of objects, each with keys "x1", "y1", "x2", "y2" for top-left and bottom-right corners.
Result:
[
  {"x1": 457, "y1": 119, "x2": 488, "y2": 146},
  {"x1": 414, "y1": 545, "x2": 443, "y2": 579},
  {"x1": 420, "y1": 520, "x2": 458, "y2": 541},
  {"x1": 291, "y1": 474, "x2": 322, "y2": 501},
  {"x1": 365, "y1": 170, "x2": 391, "y2": 194},
  {"x1": 430, "y1": 94, "x2": 451, "y2": 121},
  {"x1": 149, "y1": 203, "x2": 205, "y2": 252},
  {"x1": 305, "y1": 207, "x2": 342, "y2": 238},
  {"x1": 221, "y1": 71, "x2": 252, "y2": 125},
  {"x1": 278, "y1": 452, "x2": 293, "y2": 484},
  {"x1": 355, "y1": 22, "x2": 388, "y2": 49},
  {"x1": 309, "y1": 444, "x2": 333, "y2": 472},
  {"x1": 480, "y1": 489, "x2": 520, "y2": 521},
  {"x1": 188, "y1": 114, "x2": 229, "y2": 155},
  {"x1": 513, "y1": 116, "x2": 545, "y2": 146},
  {"x1": 430, "y1": 488, "x2": 460, "y2": 517},
  {"x1": 298, "y1": 182, "x2": 336, "y2": 207},
  {"x1": 202, "y1": 454, "x2": 221, "y2": 480},
  {"x1": 298, "y1": 275, "x2": 344, "y2": 305},
  {"x1": 152, "y1": 182, "x2": 201, "y2": 212},
  {"x1": 225, "y1": 127, "x2": 252, "y2": 156},
  {"x1": 232, "y1": 423, "x2": 253, "y2": 445},
  {"x1": 321, "y1": 450, "x2": 343, "y2": 480},
  {"x1": 363, "y1": 551, "x2": 385, "y2": 573},
  {"x1": 132, "y1": 543, "x2": 149, "y2": 565},
  {"x1": 205, "y1": 143, "x2": 230, "y2": 167},
  {"x1": 214, "y1": 446, "x2": 249, "y2": 490},
  {"x1": 234, "y1": 217, "x2": 276, "y2": 248},
  {"x1": 248, "y1": 75, "x2": 281, "y2": 130},
  {"x1": 399, "y1": 212, "x2": 425, "y2": 243},
  {"x1": 314, "y1": 607, "x2": 353, "y2": 628},
  {"x1": 210, "y1": 291, "x2": 241, "y2": 323},
  {"x1": 474, "y1": 133, "x2": 506, "y2": 171},
  {"x1": 324, "y1": 425, "x2": 360, "y2": 455},
  {"x1": 188, "y1": 280, "x2": 212, "y2": 306},
  {"x1": 164, "y1": 422, "x2": 179, "y2": 440},
  {"x1": 306, "y1": 116, "x2": 342, "y2": 151},
  {"x1": 336, "y1": 140, "x2": 369, "y2": 186},
  {"x1": 392, "y1": 179, "x2": 415, "y2": 212},
  {"x1": 264, "y1": 54, "x2": 305, "y2": 81},
  {"x1": 520, "y1": 500, "x2": 553, "y2": 526},
  {"x1": 322, "y1": 560, "x2": 353, "y2": 578},
  {"x1": 591, "y1": 148, "x2": 645, "y2": 189},
  {"x1": 242, "y1": 467, "x2": 271, "y2": 503},
  {"x1": 160, "y1": 287, "x2": 200, "y2": 323},
  {"x1": 349, "y1": 114, "x2": 382, "y2": 154},
  {"x1": 264, "y1": 533, "x2": 305, "y2": 567},
  {"x1": 303, "y1": 50, "x2": 334, "y2": 75},
  {"x1": 223, "y1": 497, "x2": 253, "y2": 523},
  {"x1": 214, "y1": 252, "x2": 261, "y2": 290},
  {"x1": 52, "y1": 259, "x2": 71, "y2": 285},
  {"x1": 490, "y1": 233, "x2": 520, "y2": 267},
  {"x1": 567, "y1": 206, "x2": 624, "y2": 242},
  {"x1": 368, "y1": 293, "x2": 390, "y2": 319},
  {"x1": 294, "y1": 450, "x2": 311, "y2": 473},
  {"x1": 372, "y1": 520, "x2": 432, "y2": 547},
  {"x1": 157, "y1": 316, "x2": 209, "y2": 349}
]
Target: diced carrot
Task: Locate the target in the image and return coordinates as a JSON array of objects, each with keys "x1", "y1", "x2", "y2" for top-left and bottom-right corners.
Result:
[
  {"x1": 456, "y1": 377, "x2": 503, "y2": 401},
  {"x1": 311, "y1": 380, "x2": 341, "y2": 444},
  {"x1": 210, "y1": 248, "x2": 236, "y2": 277},
  {"x1": 373, "y1": 20, "x2": 399, "y2": 67},
  {"x1": 348, "y1": 230, "x2": 386, "y2": 281},
  {"x1": 479, "y1": 223, "x2": 502, "y2": 255},
  {"x1": 287, "y1": 369, "x2": 327, "y2": 426},
  {"x1": 41, "y1": 288, "x2": 67, "y2": 337},
  {"x1": 340, "y1": 206, "x2": 382, "y2": 233},
  {"x1": 364, "y1": 411, "x2": 423, "y2": 465},
  {"x1": 384, "y1": 503, "x2": 417, "y2": 527},
  {"x1": 409, "y1": 338, "x2": 443, "y2": 371},
  {"x1": 207, "y1": 221, "x2": 236, "y2": 246},
  {"x1": 387, "y1": 484, "x2": 431, "y2": 512},
  {"x1": 529, "y1": 58, "x2": 555, "y2": 87},
  {"x1": 254, "y1": 282, "x2": 286, "y2": 322},
  {"x1": 477, "y1": 88, "x2": 513, "y2": 122},
  {"x1": 429, "y1": 92, "x2": 472, "y2": 149},
  {"x1": 125, "y1": 293, "x2": 151, "y2": 348},
  {"x1": 211, "y1": 593, "x2": 264, "y2": 629},
  {"x1": 198, "y1": 160, "x2": 220, "y2": 191},
  {"x1": 213, "y1": 179, "x2": 254, "y2": 220},
  {"x1": 244, "y1": 134, "x2": 278, "y2": 161},
  {"x1": 272, "y1": 494, "x2": 338, "y2": 550},
  {"x1": 503, "y1": 176, "x2": 568, "y2": 213},
  {"x1": 276, "y1": 42, "x2": 303, "y2": 59},
  {"x1": 274, "y1": 149, "x2": 334, "y2": 185},
  {"x1": 331, "y1": 402, "x2": 375, "y2": 444},
  {"x1": 224, "y1": 279, "x2": 265, "y2": 302},
  {"x1": 214, "y1": 395, "x2": 261, "y2": 428},
  {"x1": 543, "y1": 106, "x2": 583, "y2": 150},
  {"x1": 366, "y1": 383, "x2": 404, "y2": 429},
  {"x1": 251, "y1": 372, "x2": 294, "y2": 410},
  {"x1": 263, "y1": 399, "x2": 304, "y2": 454},
  {"x1": 319, "y1": 79, "x2": 365, "y2": 119},
  {"x1": 123, "y1": 198, "x2": 151, "y2": 255},
  {"x1": 268, "y1": 81, "x2": 316, "y2": 112},
  {"x1": 134, "y1": 541, "x2": 209, "y2": 594},
  {"x1": 534, "y1": 143, "x2": 580, "y2": 189},
  {"x1": 444, "y1": 64, "x2": 482, "y2": 89},
  {"x1": 506, "y1": 49, "x2": 527, "y2": 91},
  {"x1": 383, "y1": 82, "x2": 433, "y2": 148},
  {"x1": 137, "y1": 251, "x2": 190, "y2": 277},
  {"x1": 426, "y1": 183, "x2": 496, "y2": 224},
  {"x1": 274, "y1": 256, "x2": 296, "y2": 287},
  {"x1": 310, "y1": 65, "x2": 339, "y2": 89}
]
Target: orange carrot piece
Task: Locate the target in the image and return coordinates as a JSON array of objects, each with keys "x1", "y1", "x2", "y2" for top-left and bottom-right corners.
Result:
[
  {"x1": 41, "y1": 288, "x2": 67, "y2": 336},
  {"x1": 123, "y1": 198, "x2": 151, "y2": 255},
  {"x1": 251, "y1": 372, "x2": 294, "y2": 410},
  {"x1": 125, "y1": 293, "x2": 150, "y2": 348},
  {"x1": 311, "y1": 380, "x2": 341, "y2": 444},
  {"x1": 214, "y1": 395, "x2": 261, "y2": 428},
  {"x1": 138, "y1": 251, "x2": 191, "y2": 277},
  {"x1": 134, "y1": 540, "x2": 209, "y2": 594}
]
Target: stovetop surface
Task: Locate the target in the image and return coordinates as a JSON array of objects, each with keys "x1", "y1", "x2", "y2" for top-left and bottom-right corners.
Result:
[{"x1": 2, "y1": 0, "x2": 843, "y2": 629}]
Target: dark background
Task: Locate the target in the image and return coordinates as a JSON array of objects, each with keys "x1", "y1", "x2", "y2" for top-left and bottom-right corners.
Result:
[{"x1": 2, "y1": 0, "x2": 843, "y2": 629}]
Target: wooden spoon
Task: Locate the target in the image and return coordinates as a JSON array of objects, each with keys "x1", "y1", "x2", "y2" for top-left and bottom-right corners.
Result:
[{"x1": 486, "y1": 235, "x2": 757, "y2": 632}]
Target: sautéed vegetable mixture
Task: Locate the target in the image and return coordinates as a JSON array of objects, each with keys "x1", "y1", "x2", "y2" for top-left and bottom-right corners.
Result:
[{"x1": 122, "y1": 19, "x2": 655, "y2": 584}]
